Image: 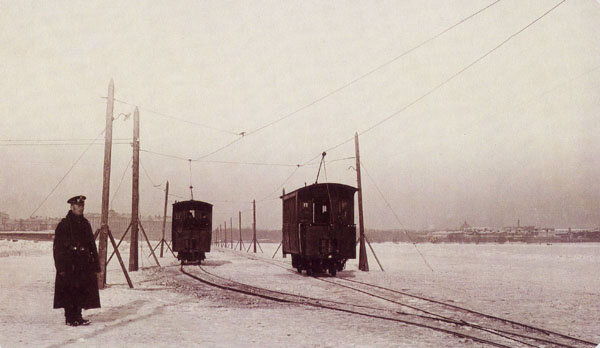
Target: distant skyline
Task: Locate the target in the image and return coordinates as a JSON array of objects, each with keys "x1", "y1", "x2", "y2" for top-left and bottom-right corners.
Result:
[{"x1": 1, "y1": 0, "x2": 600, "y2": 230}]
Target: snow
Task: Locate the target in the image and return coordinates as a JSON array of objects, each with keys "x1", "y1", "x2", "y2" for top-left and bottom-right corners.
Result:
[{"x1": 1, "y1": 238, "x2": 598, "y2": 347}]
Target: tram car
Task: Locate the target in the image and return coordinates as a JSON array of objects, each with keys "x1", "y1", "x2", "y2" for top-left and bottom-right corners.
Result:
[
  {"x1": 281, "y1": 183, "x2": 357, "y2": 276},
  {"x1": 172, "y1": 200, "x2": 212, "y2": 264}
]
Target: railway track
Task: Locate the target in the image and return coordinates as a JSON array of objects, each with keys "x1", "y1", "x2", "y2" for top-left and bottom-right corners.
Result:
[
  {"x1": 181, "y1": 264, "x2": 514, "y2": 347},
  {"x1": 180, "y1": 260, "x2": 595, "y2": 348},
  {"x1": 230, "y1": 250, "x2": 596, "y2": 348},
  {"x1": 327, "y1": 277, "x2": 597, "y2": 348}
]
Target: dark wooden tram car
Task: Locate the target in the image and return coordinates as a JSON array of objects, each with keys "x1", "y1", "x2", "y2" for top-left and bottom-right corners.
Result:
[
  {"x1": 281, "y1": 183, "x2": 357, "y2": 276},
  {"x1": 172, "y1": 200, "x2": 212, "y2": 263}
]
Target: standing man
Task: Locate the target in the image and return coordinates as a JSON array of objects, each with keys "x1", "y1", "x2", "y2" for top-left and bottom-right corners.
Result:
[{"x1": 53, "y1": 195, "x2": 101, "y2": 326}]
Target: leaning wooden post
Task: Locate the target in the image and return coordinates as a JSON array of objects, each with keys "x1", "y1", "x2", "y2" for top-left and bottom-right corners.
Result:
[
  {"x1": 97, "y1": 79, "x2": 114, "y2": 289},
  {"x1": 160, "y1": 181, "x2": 169, "y2": 257},
  {"x1": 365, "y1": 235, "x2": 384, "y2": 271},
  {"x1": 106, "y1": 222, "x2": 132, "y2": 265},
  {"x1": 107, "y1": 227, "x2": 133, "y2": 288},
  {"x1": 252, "y1": 199, "x2": 257, "y2": 253},
  {"x1": 355, "y1": 132, "x2": 369, "y2": 271},
  {"x1": 139, "y1": 221, "x2": 160, "y2": 267},
  {"x1": 129, "y1": 107, "x2": 140, "y2": 272}
]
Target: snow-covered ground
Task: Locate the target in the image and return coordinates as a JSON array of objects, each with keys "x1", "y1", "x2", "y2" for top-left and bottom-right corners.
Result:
[{"x1": 1, "y1": 238, "x2": 598, "y2": 347}]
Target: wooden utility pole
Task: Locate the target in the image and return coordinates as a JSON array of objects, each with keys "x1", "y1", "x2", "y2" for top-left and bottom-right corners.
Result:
[
  {"x1": 129, "y1": 107, "x2": 140, "y2": 272},
  {"x1": 160, "y1": 181, "x2": 169, "y2": 257},
  {"x1": 252, "y1": 199, "x2": 257, "y2": 253},
  {"x1": 355, "y1": 132, "x2": 369, "y2": 272},
  {"x1": 97, "y1": 79, "x2": 114, "y2": 289},
  {"x1": 238, "y1": 211, "x2": 243, "y2": 251},
  {"x1": 230, "y1": 217, "x2": 233, "y2": 249},
  {"x1": 224, "y1": 220, "x2": 227, "y2": 248}
]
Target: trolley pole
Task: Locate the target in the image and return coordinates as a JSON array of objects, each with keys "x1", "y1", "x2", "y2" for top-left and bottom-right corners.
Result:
[
  {"x1": 355, "y1": 132, "x2": 369, "y2": 272},
  {"x1": 253, "y1": 199, "x2": 257, "y2": 253},
  {"x1": 97, "y1": 79, "x2": 114, "y2": 289},
  {"x1": 160, "y1": 181, "x2": 169, "y2": 257},
  {"x1": 129, "y1": 107, "x2": 140, "y2": 272}
]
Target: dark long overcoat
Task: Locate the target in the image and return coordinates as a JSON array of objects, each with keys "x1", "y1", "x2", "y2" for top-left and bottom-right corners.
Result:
[{"x1": 53, "y1": 211, "x2": 101, "y2": 309}]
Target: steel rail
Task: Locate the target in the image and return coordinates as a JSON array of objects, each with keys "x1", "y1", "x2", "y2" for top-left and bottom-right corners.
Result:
[
  {"x1": 336, "y1": 277, "x2": 596, "y2": 347},
  {"x1": 179, "y1": 264, "x2": 513, "y2": 348},
  {"x1": 235, "y1": 251, "x2": 593, "y2": 347}
]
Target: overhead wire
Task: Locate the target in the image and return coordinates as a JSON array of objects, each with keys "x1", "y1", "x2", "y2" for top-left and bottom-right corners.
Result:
[
  {"x1": 140, "y1": 158, "x2": 161, "y2": 188},
  {"x1": 256, "y1": 165, "x2": 301, "y2": 202},
  {"x1": 140, "y1": 148, "x2": 302, "y2": 167},
  {"x1": 192, "y1": 0, "x2": 502, "y2": 161},
  {"x1": 360, "y1": 161, "x2": 435, "y2": 272},
  {"x1": 110, "y1": 157, "x2": 133, "y2": 210},
  {"x1": 111, "y1": 97, "x2": 239, "y2": 136},
  {"x1": 76, "y1": 1, "x2": 566, "y2": 229},
  {"x1": 0, "y1": 138, "x2": 130, "y2": 142},
  {"x1": 301, "y1": 0, "x2": 567, "y2": 166},
  {"x1": 29, "y1": 128, "x2": 106, "y2": 218},
  {"x1": 0, "y1": 142, "x2": 130, "y2": 147}
]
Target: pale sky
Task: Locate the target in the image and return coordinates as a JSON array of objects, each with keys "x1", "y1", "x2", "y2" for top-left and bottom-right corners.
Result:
[{"x1": 1, "y1": 0, "x2": 599, "y2": 230}]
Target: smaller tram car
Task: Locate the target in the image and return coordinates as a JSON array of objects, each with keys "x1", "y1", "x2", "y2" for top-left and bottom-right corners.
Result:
[
  {"x1": 171, "y1": 200, "x2": 212, "y2": 264},
  {"x1": 281, "y1": 183, "x2": 357, "y2": 276}
]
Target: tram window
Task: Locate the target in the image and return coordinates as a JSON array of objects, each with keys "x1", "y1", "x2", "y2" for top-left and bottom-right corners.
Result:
[
  {"x1": 313, "y1": 203, "x2": 330, "y2": 223},
  {"x1": 303, "y1": 202, "x2": 309, "y2": 208}
]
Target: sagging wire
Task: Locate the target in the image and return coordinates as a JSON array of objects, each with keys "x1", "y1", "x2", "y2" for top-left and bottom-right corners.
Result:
[
  {"x1": 256, "y1": 165, "x2": 301, "y2": 203},
  {"x1": 360, "y1": 161, "x2": 435, "y2": 272},
  {"x1": 110, "y1": 157, "x2": 133, "y2": 210},
  {"x1": 29, "y1": 128, "x2": 106, "y2": 218}
]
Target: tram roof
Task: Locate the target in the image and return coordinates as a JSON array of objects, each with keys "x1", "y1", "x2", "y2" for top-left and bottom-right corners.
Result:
[
  {"x1": 172, "y1": 200, "x2": 213, "y2": 210},
  {"x1": 281, "y1": 182, "x2": 357, "y2": 200}
]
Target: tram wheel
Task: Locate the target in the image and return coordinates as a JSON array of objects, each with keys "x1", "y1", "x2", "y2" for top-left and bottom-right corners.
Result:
[{"x1": 329, "y1": 268, "x2": 337, "y2": 276}]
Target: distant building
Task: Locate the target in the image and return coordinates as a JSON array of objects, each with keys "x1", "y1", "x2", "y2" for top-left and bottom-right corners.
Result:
[
  {"x1": 86, "y1": 210, "x2": 172, "y2": 240},
  {"x1": 0, "y1": 212, "x2": 9, "y2": 225}
]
